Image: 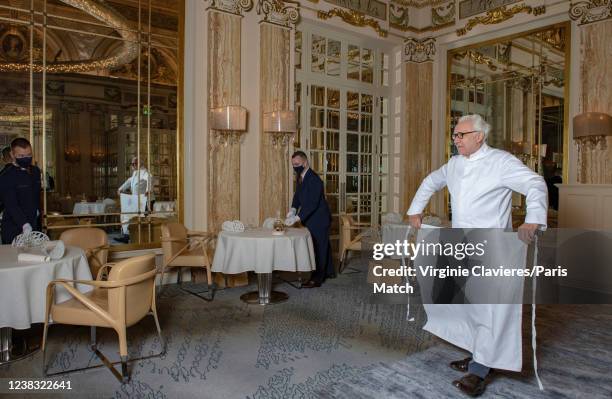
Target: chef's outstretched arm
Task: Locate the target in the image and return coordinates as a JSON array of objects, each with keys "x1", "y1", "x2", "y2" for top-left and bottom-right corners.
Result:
[{"x1": 406, "y1": 164, "x2": 448, "y2": 228}]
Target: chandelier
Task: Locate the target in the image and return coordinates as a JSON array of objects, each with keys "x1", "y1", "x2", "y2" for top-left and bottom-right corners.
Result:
[{"x1": 0, "y1": 0, "x2": 138, "y2": 73}]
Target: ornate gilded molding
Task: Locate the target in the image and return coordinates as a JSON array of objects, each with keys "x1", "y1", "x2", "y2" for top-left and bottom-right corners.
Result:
[
  {"x1": 403, "y1": 37, "x2": 436, "y2": 63},
  {"x1": 456, "y1": 4, "x2": 546, "y2": 36},
  {"x1": 569, "y1": 0, "x2": 612, "y2": 25},
  {"x1": 453, "y1": 50, "x2": 498, "y2": 71},
  {"x1": 317, "y1": 8, "x2": 388, "y2": 37},
  {"x1": 256, "y1": 0, "x2": 300, "y2": 28},
  {"x1": 207, "y1": 0, "x2": 254, "y2": 16}
]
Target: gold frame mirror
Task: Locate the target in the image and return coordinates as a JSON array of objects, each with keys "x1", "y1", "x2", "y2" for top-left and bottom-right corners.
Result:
[{"x1": 446, "y1": 22, "x2": 570, "y2": 227}]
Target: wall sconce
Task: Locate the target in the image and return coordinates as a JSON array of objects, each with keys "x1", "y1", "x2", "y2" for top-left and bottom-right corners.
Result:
[
  {"x1": 573, "y1": 112, "x2": 612, "y2": 149},
  {"x1": 263, "y1": 110, "x2": 297, "y2": 147},
  {"x1": 64, "y1": 146, "x2": 81, "y2": 163},
  {"x1": 210, "y1": 105, "x2": 248, "y2": 146}
]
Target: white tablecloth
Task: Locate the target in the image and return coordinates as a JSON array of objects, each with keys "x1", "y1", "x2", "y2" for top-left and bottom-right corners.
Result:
[
  {"x1": 212, "y1": 228, "x2": 316, "y2": 274},
  {"x1": 73, "y1": 202, "x2": 107, "y2": 215},
  {"x1": 0, "y1": 245, "x2": 93, "y2": 329},
  {"x1": 153, "y1": 201, "x2": 175, "y2": 213}
]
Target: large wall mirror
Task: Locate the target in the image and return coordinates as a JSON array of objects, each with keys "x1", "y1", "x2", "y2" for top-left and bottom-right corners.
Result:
[
  {"x1": 0, "y1": 0, "x2": 183, "y2": 249},
  {"x1": 447, "y1": 22, "x2": 569, "y2": 227}
]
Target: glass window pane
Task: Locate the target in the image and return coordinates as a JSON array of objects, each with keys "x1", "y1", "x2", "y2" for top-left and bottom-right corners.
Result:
[
  {"x1": 346, "y1": 194, "x2": 358, "y2": 213},
  {"x1": 327, "y1": 59, "x2": 340, "y2": 76},
  {"x1": 328, "y1": 194, "x2": 339, "y2": 215},
  {"x1": 360, "y1": 135, "x2": 372, "y2": 153},
  {"x1": 360, "y1": 114, "x2": 372, "y2": 133},
  {"x1": 326, "y1": 152, "x2": 339, "y2": 172},
  {"x1": 348, "y1": 45, "x2": 360, "y2": 63},
  {"x1": 327, "y1": 39, "x2": 340, "y2": 58},
  {"x1": 310, "y1": 151, "x2": 324, "y2": 173},
  {"x1": 347, "y1": 113, "x2": 359, "y2": 132},
  {"x1": 327, "y1": 88, "x2": 340, "y2": 109},
  {"x1": 310, "y1": 107, "x2": 324, "y2": 128},
  {"x1": 347, "y1": 154, "x2": 359, "y2": 173},
  {"x1": 361, "y1": 94, "x2": 373, "y2": 113},
  {"x1": 326, "y1": 131, "x2": 339, "y2": 151},
  {"x1": 362, "y1": 48, "x2": 373, "y2": 65},
  {"x1": 312, "y1": 85, "x2": 325, "y2": 106},
  {"x1": 361, "y1": 64, "x2": 373, "y2": 83},
  {"x1": 360, "y1": 175, "x2": 372, "y2": 193},
  {"x1": 310, "y1": 129, "x2": 324, "y2": 149},
  {"x1": 312, "y1": 34, "x2": 326, "y2": 54},
  {"x1": 325, "y1": 174, "x2": 338, "y2": 194},
  {"x1": 347, "y1": 92, "x2": 359, "y2": 111},
  {"x1": 347, "y1": 63, "x2": 360, "y2": 80},
  {"x1": 360, "y1": 155, "x2": 372, "y2": 173},
  {"x1": 327, "y1": 110, "x2": 339, "y2": 130},
  {"x1": 347, "y1": 177, "x2": 359, "y2": 194},
  {"x1": 347, "y1": 133, "x2": 359, "y2": 152}
]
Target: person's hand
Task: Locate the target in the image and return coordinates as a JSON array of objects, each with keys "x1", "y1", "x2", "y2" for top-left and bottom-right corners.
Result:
[
  {"x1": 284, "y1": 215, "x2": 300, "y2": 226},
  {"x1": 518, "y1": 223, "x2": 540, "y2": 244},
  {"x1": 286, "y1": 207, "x2": 297, "y2": 218},
  {"x1": 408, "y1": 214, "x2": 422, "y2": 229},
  {"x1": 22, "y1": 223, "x2": 32, "y2": 235}
]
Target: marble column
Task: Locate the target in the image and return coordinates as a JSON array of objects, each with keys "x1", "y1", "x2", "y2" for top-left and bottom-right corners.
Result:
[
  {"x1": 259, "y1": 23, "x2": 291, "y2": 223},
  {"x1": 578, "y1": 19, "x2": 612, "y2": 184},
  {"x1": 207, "y1": 11, "x2": 242, "y2": 232},
  {"x1": 402, "y1": 38, "x2": 435, "y2": 212}
]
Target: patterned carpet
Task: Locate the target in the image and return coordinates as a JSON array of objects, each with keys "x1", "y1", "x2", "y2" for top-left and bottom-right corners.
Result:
[{"x1": 1, "y1": 257, "x2": 611, "y2": 398}]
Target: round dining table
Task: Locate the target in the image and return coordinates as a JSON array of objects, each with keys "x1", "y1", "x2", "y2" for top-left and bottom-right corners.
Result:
[
  {"x1": 0, "y1": 245, "x2": 92, "y2": 364},
  {"x1": 212, "y1": 227, "x2": 316, "y2": 305}
]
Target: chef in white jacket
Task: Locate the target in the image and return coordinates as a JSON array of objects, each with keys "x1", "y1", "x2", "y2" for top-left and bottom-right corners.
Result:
[
  {"x1": 116, "y1": 157, "x2": 153, "y2": 242},
  {"x1": 407, "y1": 114, "x2": 547, "y2": 397}
]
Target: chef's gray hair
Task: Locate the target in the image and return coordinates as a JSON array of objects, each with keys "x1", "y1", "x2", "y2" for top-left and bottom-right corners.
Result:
[{"x1": 458, "y1": 114, "x2": 490, "y2": 140}]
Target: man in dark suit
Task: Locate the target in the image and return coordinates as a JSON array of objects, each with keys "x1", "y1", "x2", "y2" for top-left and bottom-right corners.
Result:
[
  {"x1": 285, "y1": 151, "x2": 333, "y2": 288},
  {"x1": 0, "y1": 138, "x2": 41, "y2": 244},
  {"x1": 0, "y1": 146, "x2": 15, "y2": 214}
]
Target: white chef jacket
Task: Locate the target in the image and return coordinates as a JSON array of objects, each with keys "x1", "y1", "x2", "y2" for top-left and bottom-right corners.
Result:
[
  {"x1": 118, "y1": 168, "x2": 153, "y2": 200},
  {"x1": 407, "y1": 143, "x2": 548, "y2": 372}
]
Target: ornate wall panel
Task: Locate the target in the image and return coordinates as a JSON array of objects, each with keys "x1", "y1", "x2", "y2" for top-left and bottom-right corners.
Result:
[
  {"x1": 259, "y1": 23, "x2": 291, "y2": 223},
  {"x1": 578, "y1": 20, "x2": 612, "y2": 184},
  {"x1": 207, "y1": 11, "x2": 242, "y2": 231}
]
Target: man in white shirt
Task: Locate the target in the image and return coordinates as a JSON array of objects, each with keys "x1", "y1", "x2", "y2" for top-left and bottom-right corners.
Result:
[
  {"x1": 407, "y1": 114, "x2": 547, "y2": 396},
  {"x1": 116, "y1": 157, "x2": 153, "y2": 243}
]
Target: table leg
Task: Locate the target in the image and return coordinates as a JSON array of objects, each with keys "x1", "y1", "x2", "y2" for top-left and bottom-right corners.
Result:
[
  {"x1": 240, "y1": 273, "x2": 289, "y2": 305},
  {"x1": 0, "y1": 327, "x2": 39, "y2": 365}
]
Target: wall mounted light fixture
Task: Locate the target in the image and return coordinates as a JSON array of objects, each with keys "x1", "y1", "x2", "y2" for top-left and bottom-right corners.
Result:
[
  {"x1": 210, "y1": 105, "x2": 248, "y2": 146},
  {"x1": 263, "y1": 110, "x2": 296, "y2": 147}
]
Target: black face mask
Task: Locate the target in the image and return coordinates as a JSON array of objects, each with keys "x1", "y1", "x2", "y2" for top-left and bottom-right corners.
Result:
[
  {"x1": 16, "y1": 156, "x2": 32, "y2": 168},
  {"x1": 293, "y1": 165, "x2": 304, "y2": 175}
]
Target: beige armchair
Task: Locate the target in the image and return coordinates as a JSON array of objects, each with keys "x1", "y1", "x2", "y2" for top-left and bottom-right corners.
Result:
[
  {"x1": 42, "y1": 254, "x2": 164, "y2": 383},
  {"x1": 59, "y1": 227, "x2": 111, "y2": 279},
  {"x1": 160, "y1": 222, "x2": 217, "y2": 301},
  {"x1": 339, "y1": 215, "x2": 371, "y2": 273}
]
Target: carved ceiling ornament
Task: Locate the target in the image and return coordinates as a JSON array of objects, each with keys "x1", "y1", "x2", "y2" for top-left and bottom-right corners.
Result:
[
  {"x1": 257, "y1": 0, "x2": 300, "y2": 28},
  {"x1": 207, "y1": 0, "x2": 254, "y2": 16},
  {"x1": 569, "y1": 0, "x2": 612, "y2": 25},
  {"x1": 456, "y1": 3, "x2": 546, "y2": 36},
  {"x1": 403, "y1": 37, "x2": 436, "y2": 63},
  {"x1": 317, "y1": 8, "x2": 388, "y2": 37},
  {"x1": 453, "y1": 50, "x2": 498, "y2": 71}
]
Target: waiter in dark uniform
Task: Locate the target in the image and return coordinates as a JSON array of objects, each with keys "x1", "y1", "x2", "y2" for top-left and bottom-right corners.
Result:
[
  {"x1": 0, "y1": 146, "x2": 15, "y2": 214},
  {"x1": 285, "y1": 151, "x2": 333, "y2": 288},
  {"x1": 0, "y1": 138, "x2": 41, "y2": 244}
]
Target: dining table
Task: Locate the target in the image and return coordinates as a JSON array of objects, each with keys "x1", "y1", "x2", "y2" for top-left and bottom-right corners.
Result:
[
  {"x1": 0, "y1": 245, "x2": 92, "y2": 364},
  {"x1": 212, "y1": 227, "x2": 316, "y2": 305}
]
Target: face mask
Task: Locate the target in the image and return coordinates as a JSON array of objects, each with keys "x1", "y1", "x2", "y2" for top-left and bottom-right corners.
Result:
[
  {"x1": 16, "y1": 156, "x2": 32, "y2": 168},
  {"x1": 293, "y1": 165, "x2": 304, "y2": 175}
]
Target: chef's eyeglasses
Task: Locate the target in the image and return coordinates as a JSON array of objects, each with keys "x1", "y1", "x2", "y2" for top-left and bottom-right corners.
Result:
[{"x1": 451, "y1": 130, "x2": 479, "y2": 140}]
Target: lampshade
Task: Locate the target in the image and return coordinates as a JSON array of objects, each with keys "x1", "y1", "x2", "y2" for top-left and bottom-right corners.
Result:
[
  {"x1": 263, "y1": 111, "x2": 297, "y2": 133},
  {"x1": 573, "y1": 112, "x2": 612, "y2": 138},
  {"x1": 210, "y1": 105, "x2": 247, "y2": 131}
]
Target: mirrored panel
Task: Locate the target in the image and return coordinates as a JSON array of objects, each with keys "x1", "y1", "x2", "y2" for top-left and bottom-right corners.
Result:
[{"x1": 0, "y1": 0, "x2": 182, "y2": 248}]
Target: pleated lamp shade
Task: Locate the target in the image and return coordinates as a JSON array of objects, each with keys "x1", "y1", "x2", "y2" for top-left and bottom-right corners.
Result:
[
  {"x1": 210, "y1": 106, "x2": 247, "y2": 131},
  {"x1": 263, "y1": 111, "x2": 297, "y2": 133},
  {"x1": 573, "y1": 112, "x2": 612, "y2": 138}
]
